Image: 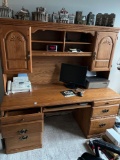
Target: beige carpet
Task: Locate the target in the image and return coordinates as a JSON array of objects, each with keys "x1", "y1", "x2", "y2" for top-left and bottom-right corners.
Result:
[{"x1": 0, "y1": 113, "x2": 94, "y2": 160}]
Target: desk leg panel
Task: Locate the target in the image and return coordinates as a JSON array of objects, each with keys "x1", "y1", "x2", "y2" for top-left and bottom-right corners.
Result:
[{"x1": 73, "y1": 108, "x2": 92, "y2": 138}]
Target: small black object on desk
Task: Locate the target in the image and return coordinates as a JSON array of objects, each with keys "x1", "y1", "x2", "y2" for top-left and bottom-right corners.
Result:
[{"x1": 77, "y1": 92, "x2": 83, "y2": 97}]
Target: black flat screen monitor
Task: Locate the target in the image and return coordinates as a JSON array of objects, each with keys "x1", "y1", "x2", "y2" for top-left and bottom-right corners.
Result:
[{"x1": 59, "y1": 63, "x2": 87, "y2": 89}]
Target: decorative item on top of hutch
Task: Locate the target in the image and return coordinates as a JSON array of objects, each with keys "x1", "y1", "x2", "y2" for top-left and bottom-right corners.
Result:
[
  {"x1": 102, "y1": 13, "x2": 109, "y2": 26},
  {"x1": 107, "y1": 13, "x2": 116, "y2": 27},
  {"x1": 95, "y1": 13, "x2": 116, "y2": 27},
  {"x1": 32, "y1": 7, "x2": 48, "y2": 22},
  {"x1": 15, "y1": 7, "x2": 30, "y2": 20},
  {"x1": 0, "y1": 0, "x2": 13, "y2": 18},
  {"x1": 95, "y1": 13, "x2": 103, "y2": 26},
  {"x1": 75, "y1": 11, "x2": 82, "y2": 24},
  {"x1": 75, "y1": 11, "x2": 86, "y2": 25},
  {"x1": 86, "y1": 12, "x2": 95, "y2": 25},
  {"x1": 52, "y1": 8, "x2": 75, "y2": 24},
  {"x1": 2, "y1": 0, "x2": 8, "y2": 7}
]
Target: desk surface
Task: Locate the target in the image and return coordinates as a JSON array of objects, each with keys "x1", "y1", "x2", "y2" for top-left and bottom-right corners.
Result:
[{"x1": 1, "y1": 84, "x2": 120, "y2": 111}]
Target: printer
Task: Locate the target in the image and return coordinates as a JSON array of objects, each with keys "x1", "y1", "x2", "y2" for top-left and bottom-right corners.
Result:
[{"x1": 85, "y1": 76, "x2": 110, "y2": 89}]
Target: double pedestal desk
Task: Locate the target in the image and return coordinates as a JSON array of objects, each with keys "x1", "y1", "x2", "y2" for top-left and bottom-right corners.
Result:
[{"x1": 0, "y1": 84, "x2": 120, "y2": 153}]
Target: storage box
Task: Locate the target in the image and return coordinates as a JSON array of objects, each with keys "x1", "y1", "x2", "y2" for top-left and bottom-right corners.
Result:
[{"x1": 105, "y1": 128, "x2": 120, "y2": 146}]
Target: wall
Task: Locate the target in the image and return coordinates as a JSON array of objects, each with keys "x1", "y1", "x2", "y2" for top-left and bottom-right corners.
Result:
[{"x1": 0, "y1": 0, "x2": 120, "y2": 95}]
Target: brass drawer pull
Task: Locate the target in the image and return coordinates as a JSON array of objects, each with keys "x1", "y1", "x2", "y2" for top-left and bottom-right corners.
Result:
[
  {"x1": 20, "y1": 119, "x2": 25, "y2": 122},
  {"x1": 18, "y1": 129, "x2": 28, "y2": 134},
  {"x1": 99, "y1": 123, "x2": 106, "y2": 127},
  {"x1": 19, "y1": 135, "x2": 28, "y2": 140},
  {"x1": 102, "y1": 109, "x2": 109, "y2": 113},
  {"x1": 105, "y1": 102, "x2": 109, "y2": 105}
]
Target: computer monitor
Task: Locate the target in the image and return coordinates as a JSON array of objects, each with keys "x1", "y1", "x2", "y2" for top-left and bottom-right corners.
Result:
[{"x1": 59, "y1": 63, "x2": 88, "y2": 89}]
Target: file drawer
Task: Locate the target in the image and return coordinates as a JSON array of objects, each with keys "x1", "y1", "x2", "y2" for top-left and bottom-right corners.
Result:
[
  {"x1": 5, "y1": 132, "x2": 42, "y2": 153},
  {"x1": 92, "y1": 104, "x2": 119, "y2": 118},
  {"x1": 2, "y1": 120, "x2": 43, "y2": 138},
  {"x1": 1, "y1": 108, "x2": 43, "y2": 125},
  {"x1": 89, "y1": 116, "x2": 116, "y2": 135},
  {"x1": 93, "y1": 99, "x2": 120, "y2": 107}
]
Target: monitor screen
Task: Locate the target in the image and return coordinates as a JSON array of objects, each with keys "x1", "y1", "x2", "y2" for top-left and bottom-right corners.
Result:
[{"x1": 59, "y1": 63, "x2": 87, "y2": 88}]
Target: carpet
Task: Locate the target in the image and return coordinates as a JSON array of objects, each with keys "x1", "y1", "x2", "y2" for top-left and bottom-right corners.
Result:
[{"x1": 0, "y1": 113, "x2": 91, "y2": 160}]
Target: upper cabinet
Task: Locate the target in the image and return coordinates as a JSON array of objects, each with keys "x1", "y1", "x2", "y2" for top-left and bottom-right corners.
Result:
[
  {"x1": 91, "y1": 32, "x2": 118, "y2": 71},
  {"x1": 0, "y1": 25, "x2": 32, "y2": 74}
]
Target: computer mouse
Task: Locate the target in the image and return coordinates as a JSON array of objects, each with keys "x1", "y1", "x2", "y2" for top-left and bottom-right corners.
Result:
[{"x1": 77, "y1": 92, "x2": 83, "y2": 97}]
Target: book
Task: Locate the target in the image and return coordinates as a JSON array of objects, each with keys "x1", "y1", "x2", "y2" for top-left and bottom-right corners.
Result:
[{"x1": 60, "y1": 90, "x2": 76, "y2": 97}]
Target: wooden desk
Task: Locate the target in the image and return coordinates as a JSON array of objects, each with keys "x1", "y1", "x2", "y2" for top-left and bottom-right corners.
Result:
[
  {"x1": 1, "y1": 84, "x2": 120, "y2": 110},
  {"x1": 1, "y1": 84, "x2": 120, "y2": 153}
]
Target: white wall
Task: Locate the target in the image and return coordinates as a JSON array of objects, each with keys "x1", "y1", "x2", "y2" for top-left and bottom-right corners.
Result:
[{"x1": 0, "y1": 0, "x2": 120, "y2": 96}]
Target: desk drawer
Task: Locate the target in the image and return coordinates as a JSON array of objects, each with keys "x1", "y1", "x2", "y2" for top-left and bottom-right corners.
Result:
[
  {"x1": 1, "y1": 108, "x2": 43, "y2": 125},
  {"x1": 89, "y1": 116, "x2": 116, "y2": 135},
  {"x1": 5, "y1": 132, "x2": 42, "y2": 153},
  {"x1": 93, "y1": 99, "x2": 120, "y2": 107},
  {"x1": 2, "y1": 120, "x2": 43, "y2": 138},
  {"x1": 92, "y1": 104, "x2": 119, "y2": 118}
]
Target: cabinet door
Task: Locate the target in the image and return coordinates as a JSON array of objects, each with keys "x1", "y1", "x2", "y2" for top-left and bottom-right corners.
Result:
[
  {"x1": 91, "y1": 32, "x2": 118, "y2": 71},
  {"x1": 1, "y1": 25, "x2": 32, "y2": 73}
]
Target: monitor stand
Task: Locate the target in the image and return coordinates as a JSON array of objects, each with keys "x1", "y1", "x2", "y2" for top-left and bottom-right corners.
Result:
[{"x1": 65, "y1": 83, "x2": 77, "y2": 89}]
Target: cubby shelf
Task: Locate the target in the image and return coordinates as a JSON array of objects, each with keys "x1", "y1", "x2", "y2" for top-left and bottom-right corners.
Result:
[
  {"x1": 65, "y1": 42, "x2": 92, "y2": 44},
  {"x1": 32, "y1": 40, "x2": 63, "y2": 44},
  {"x1": 32, "y1": 50, "x2": 92, "y2": 57},
  {"x1": 32, "y1": 40, "x2": 91, "y2": 45}
]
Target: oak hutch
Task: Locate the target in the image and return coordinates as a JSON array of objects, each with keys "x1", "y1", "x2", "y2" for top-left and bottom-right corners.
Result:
[{"x1": 0, "y1": 18, "x2": 120, "y2": 153}]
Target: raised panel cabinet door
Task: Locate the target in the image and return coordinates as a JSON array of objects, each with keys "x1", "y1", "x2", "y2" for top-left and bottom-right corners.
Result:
[
  {"x1": 91, "y1": 32, "x2": 118, "y2": 71},
  {"x1": 1, "y1": 25, "x2": 32, "y2": 73}
]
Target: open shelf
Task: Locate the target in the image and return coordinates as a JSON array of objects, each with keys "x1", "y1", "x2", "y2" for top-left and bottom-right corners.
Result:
[
  {"x1": 65, "y1": 42, "x2": 92, "y2": 44},
  {"x1": 31, "y1": 29, "x2": 94, "y2": 57},
  {"x1": 32, "y1": 41, "x2": 91, "y2": 44},
  {"x1": 32, "y1": 40, "x2": 63, "y2": 44},
  {"x1": 32, "y1": 51, "x2": 92, "y2": 57}
]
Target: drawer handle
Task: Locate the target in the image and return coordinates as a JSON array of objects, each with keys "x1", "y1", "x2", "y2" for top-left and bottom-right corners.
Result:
[
  {"x1": 18, "y1": 129, "x2": 28, "y2": 134},
  {"x1": 105, "y1": 102, "x2": 109, "y2": 105},
  {"x1": 19, "y1": 135, "x2": 28, "y2": 140},
  {"x1": 20, "y1": 119, "x2": 25, "y2": 122},
  {"x1": 102, "y1": 109, "x2": 109, "y2": 113},
  {"x1": 99, "y1": 123, "x2": 106, "y2": 127}
]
